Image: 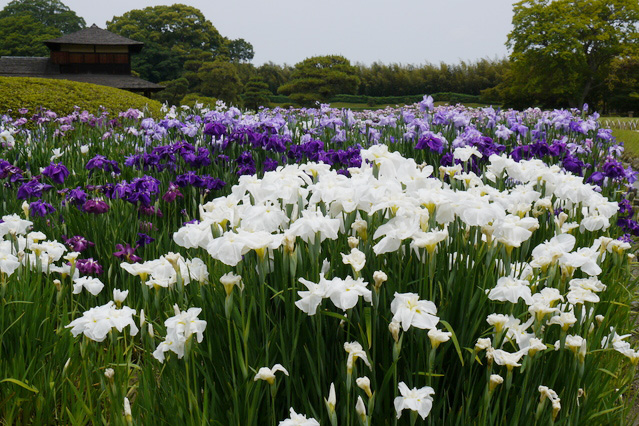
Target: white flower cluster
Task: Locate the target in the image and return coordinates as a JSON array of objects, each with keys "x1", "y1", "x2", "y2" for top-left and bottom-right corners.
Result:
[
  {"x1": 295, "y1": 272, "x2": 372, "y2": 315},
  {"x1": 0, "y1": 214, "x2": 118, "y2": 299},
  {"x1": 121, "y1": 252, "x2": 208, "y2": 288},
  {"x1": 171, "y1": 145, "x2": 620, "y2": 274},
  {"x1": 153, "y1": 305, "x2": 207, "y2": 362},
  {"x1": 65, "y1": 301, "x2": 138, "y2": 342}
]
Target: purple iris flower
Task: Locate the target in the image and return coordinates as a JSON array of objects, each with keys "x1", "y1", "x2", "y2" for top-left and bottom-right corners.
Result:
[
  {"x1": 113, "y1": 243, "x2": 142, "y2": 263},
  {"x1": 529, "y1": 141, "x2": 550, "y2": 158},
  {"x1": 586, "y1": 171, "x2": 605, "y2": 186},
  {"x1": 440, "y1": 152, "x2": 455, "y2": 167},
  {"x1": 602, "y1": 160, "x2": 626, "y2": 180},
  {"x1": 30, "y1": 200, "x2": 56, "y2": 217},
  {"x1": 415, "y1": 132, "x2": 445, "y2": 154},
  {"x1": 176, "y1": 171, "x2": 204, "y2": 188},
  {"x1": 62, "y1": 235, "x2": 95, "y2": 252},
  {"x1": 183, "y1": 147, "x2": 211, "y2": 168},
  {"x1": 618, "y1": 199, "x2": 633, "y2": 216},
  {"x1": 562, "y1": 156, "x2": 585, "y2": 176},
  {"x1": 203, "y1": 121, "x2": 227, "y2": 139},
  {"x1": 42, "y1": 162, "x2": 70, "y2": 184},
  {"x1": 136, "y1": 233, "x2": 155, "y2": 247},
  {"x1": 66, "y1": 187, "x2": 87, "y2": 207},
  {"x1": 139, "y1": 205, "x2": 163, "y2": 217},
  {"x1": 597, "y1": 129, "x2": 613, "y2": 140},
  {"x1": 263, "y1": 157, "x2": 279, "y2": 172},
  {"x1": 17, "y1": 178, "x2": 53, "y2": 200},
  {"x1": 625, "y1": 166, "x2": 638, "y2": 184},
  {"x1": 200, "y1": 176, "x2": 226, "y2": 191},
  {"x1": 548, "y1": 141, "x2": 566, "y2": 157},
  {"x1": 619, "y1": 234, "x2": 634, "y2": 244},
  {"x1": 82, "y1": 199, "x2": 110, "y2": 214},
  {"x1": 162, "y1": 182, "x2": 183, "y2": 203},
  {"x1": 236, "y1": 151, "x2": 256, "y2": 176},
  {"x1": 75, "y1": 258, "x2": 103, "y2": 275},
  {"x1": 124, "y1": 154, "x2": 143, "y2": 170},
  {"x1": 85, "y1": 155, "x2": 121, "y2": 175},
  {"x1": 511, "y1": 146, "x2": 531, "y2": 163},
  {"x1": 0, "y1": 162, "x2": 23, "y2": 182}
]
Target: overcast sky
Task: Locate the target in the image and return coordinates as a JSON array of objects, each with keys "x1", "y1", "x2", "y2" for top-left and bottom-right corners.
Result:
[{"x1": 1, "y1": 0, "x2": 517, "y2": 66}]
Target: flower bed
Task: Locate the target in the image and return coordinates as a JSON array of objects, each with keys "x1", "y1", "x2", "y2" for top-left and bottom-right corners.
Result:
[{"x1": 0, "y1": 99, "x2": 637, "y2": 424}]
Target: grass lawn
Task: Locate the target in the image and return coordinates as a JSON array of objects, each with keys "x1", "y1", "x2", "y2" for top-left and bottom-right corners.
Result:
[
  {"x1": 601, "y1": 117, "x2": 639, "y2": 131},
  {"x1": 613, "y1": 129, "x2": 639, "y2": 156}
]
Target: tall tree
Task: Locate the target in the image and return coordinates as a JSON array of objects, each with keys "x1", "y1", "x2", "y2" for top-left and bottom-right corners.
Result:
[
  {"x1": 506, "y1": 0, "x2": 639, "y2": 108},
  {"x1": 107, "y1": 4, "x2": 224, "y2": 83},
  {"x1": 197, "y1": 58, "x2": 242, "y2": 106},
  {"x1": 0, "y1": 0, "x2": 85, "y2": 56},
  {"x1": 242, "y1": 77, "x2": 271, "y2": 111},
  {"x1": 278, "y1": 55, "x2": 360, "y2": 106},
  {"x1": 0, "y1": 14, "x2": 61, "y2": 56},
  {"x1": 0, "y1": 0, "x2": 85, "y2": 34},
  {"x1": 224, "y1": 38, "x2": 255, "y2": 63}
]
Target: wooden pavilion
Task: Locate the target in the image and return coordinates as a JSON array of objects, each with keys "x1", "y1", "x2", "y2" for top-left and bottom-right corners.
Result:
[{"x1": 0, "y1": 25, "x2": 163, "y2": 97}]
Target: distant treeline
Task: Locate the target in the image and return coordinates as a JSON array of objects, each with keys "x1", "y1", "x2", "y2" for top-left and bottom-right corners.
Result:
[
  {"x1": 158, "y1": 59, "x2": 508, "y2": 108},
  {"x1": 2, "y1": 1, "x2": 638, "y2": 113},
  {"x1": 268, "y1": 93, "x2": 482, "y2": 106}
]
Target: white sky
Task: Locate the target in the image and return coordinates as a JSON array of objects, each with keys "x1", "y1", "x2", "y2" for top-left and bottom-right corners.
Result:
[{"x1": 0, "y1": 0, "x2": 517, "y2": 66}]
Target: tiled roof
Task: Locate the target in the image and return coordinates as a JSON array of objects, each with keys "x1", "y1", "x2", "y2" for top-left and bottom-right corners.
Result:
[{"x1": 44, "y1": 24, "x2": 144, "y2": 48}]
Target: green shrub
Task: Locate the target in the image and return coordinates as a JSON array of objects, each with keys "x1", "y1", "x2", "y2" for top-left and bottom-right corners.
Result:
[
  {"x1": 330, "y1": 94, "x2": 369, "y2": 103},
  {"x1": 0, "y1": 76, "x2": 163, "y2": 117},
  {"x1": 180, "y1": 93, "x2": 218, "y2": 109},
  {"x1": 431, "y1": 92, "x2": 481, "y2": 104},
  {"x1": 268, "y1": 94, "x2": 290, "y2": 103}
]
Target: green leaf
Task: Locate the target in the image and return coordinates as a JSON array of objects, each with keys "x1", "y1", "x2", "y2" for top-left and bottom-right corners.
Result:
[
  {"x1": 0, "y1": 378, "x2": 39, "y2": 393},
  {"x1": 439, "y1": 320, "x2": 464, "y2": 366}
]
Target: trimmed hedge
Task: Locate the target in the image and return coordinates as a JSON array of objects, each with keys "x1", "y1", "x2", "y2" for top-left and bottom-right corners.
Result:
[{"x1": 0, "y1": 77, "x2": 163, "y2": 117}]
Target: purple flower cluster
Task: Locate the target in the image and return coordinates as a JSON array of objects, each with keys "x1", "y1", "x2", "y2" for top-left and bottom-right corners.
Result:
[
  {"x1": 62, "y1": 235, "x2": 95, "y2": 252},
  {"x1": 86, "y1": 155, "x2": 121, "y2": 176}
]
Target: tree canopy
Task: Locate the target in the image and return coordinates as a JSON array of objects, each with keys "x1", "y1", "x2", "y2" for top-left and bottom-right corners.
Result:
[
  {"x1": 278, "y1": 55, "x2": 360, "y2": 106},
  {"x1": 0, "y1": 0, "x2": 85, "y2": 57},
  {"x1": 506, "y1": 0, "x2": 639, "y2": 108},
  {"x1": 0, "y1": 0, "x2": 85, "y2": 34},
  {"x1": 242, "y1": 77, "x2": 271, "y2": 111},
  {"x1": 224, "y1": 38, "x2": 255, "y2": 63},
  {"x1": 107, "y1": 4, "x2": 226, "y2": 83},
  {"x1": 0, "y1": 14, "x2": 61, "y2": 57},
  {"x1": 197, "y1": 58, "x2": 242, "y2": 105}
]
